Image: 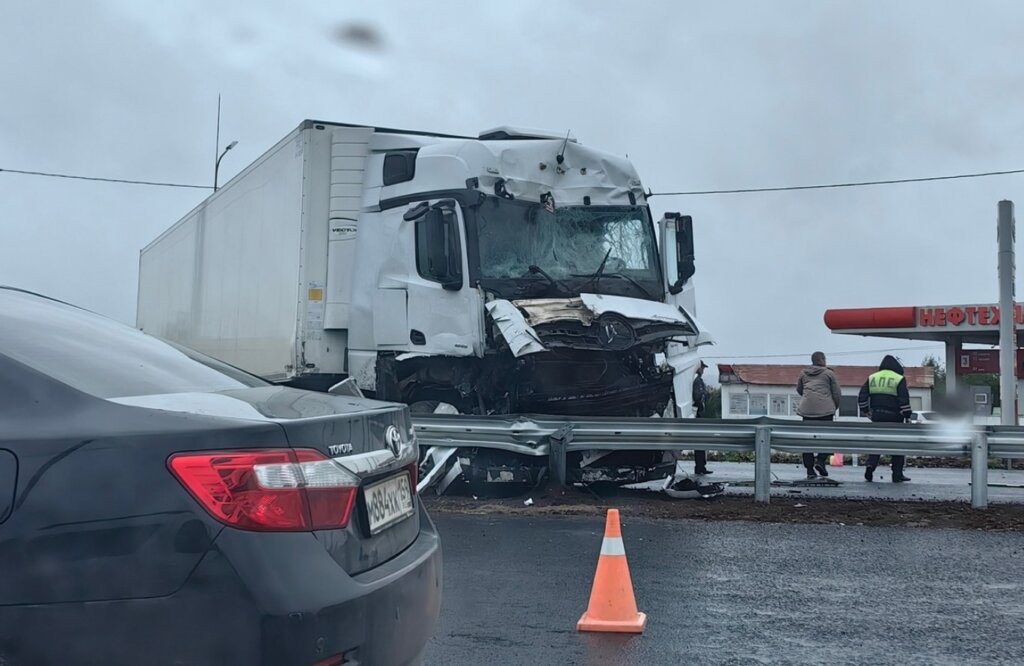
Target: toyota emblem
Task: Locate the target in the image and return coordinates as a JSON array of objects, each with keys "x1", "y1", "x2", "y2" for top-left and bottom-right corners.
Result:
[{"x1": 384, "y1": 425, "x2": 403, "y2": 456}]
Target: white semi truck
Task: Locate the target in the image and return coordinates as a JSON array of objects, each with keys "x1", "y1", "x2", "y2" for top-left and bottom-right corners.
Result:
[{"x1": 138, "y1": 120, "x2": 713, "y2": 488}]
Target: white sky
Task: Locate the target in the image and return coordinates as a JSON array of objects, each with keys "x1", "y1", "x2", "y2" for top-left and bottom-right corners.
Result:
[{"x1": 3, "y1": 0, "x2": 1024, "y2": 379}]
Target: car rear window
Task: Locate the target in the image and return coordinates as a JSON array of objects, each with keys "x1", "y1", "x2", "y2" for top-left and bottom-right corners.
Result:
[{"x1": 0, "y1": 289, "x2": 267, "y2": 398}]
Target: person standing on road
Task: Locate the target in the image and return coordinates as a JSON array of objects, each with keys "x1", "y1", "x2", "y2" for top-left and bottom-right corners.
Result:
[
  {"x1": 796, "y1": 351, "x2": 842, "y2": 479},
  {"x1": 692, "y1": 361, "x2": 713, "y2": 475},
  {"x1": 858, "y1": 354, "x2": 913, "y2": 483}
]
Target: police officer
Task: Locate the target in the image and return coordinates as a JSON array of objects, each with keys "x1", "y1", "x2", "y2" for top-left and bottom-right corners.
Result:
[{"x1": 857, "y1": 355, "x2": 912, "y2": 482}]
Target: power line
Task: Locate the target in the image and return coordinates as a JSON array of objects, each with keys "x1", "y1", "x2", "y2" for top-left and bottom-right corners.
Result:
[
  {"x1": 705, "y1": 344, "x2": 942, "y2": 361},
  {"x1": 6, "y1": 163, "x2": 1024, "y2": 196},
  {"x1": 0, "y1": 167, "x2": 212, "y2": 190},
  {"x1": 650, "y1": 167, "x2": 1024, "y2": 197}
]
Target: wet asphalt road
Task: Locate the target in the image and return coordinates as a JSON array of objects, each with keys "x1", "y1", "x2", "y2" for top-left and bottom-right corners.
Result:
[{"x1": 425, "y1": 512, "x2": 1024, "y2": 665}]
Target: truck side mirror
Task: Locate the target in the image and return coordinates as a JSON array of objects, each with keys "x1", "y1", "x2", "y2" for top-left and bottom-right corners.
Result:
[
  {"x1": 664, "y1": 214, "x2": 696, "y2": 295},
  {"x1": 415, "y1": 205, "x2": 463, "y2": 290},
  {"x1": 675, "y1": 214, "x2": 695, "y2": 287}
]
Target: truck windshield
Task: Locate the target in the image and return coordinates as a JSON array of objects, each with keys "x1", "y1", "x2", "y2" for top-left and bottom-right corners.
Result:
[{"x1": 474, "y1": 198, "x2": 662, "y2": 299}]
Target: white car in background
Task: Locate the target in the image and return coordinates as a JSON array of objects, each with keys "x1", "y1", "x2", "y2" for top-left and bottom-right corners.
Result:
[{"x1": 910, "y1": 410, "x2": 942, "y2": 424}]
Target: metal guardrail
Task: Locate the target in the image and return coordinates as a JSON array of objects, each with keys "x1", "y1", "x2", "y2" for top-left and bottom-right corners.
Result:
[
  {"x1": 412, "y1": 414, "x2": 1024, "y2": 509},
  {"x1": 986, "y1": 427, "x2": 1024, "y2": 458}
]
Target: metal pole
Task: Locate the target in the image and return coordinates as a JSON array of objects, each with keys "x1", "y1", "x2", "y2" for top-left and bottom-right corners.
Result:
[
  {"x1": 549, "y1": 425, "x2": 572, "y2": 487},
  {"x1": 944, "y1": 337, "x2": 959, "y2": 398},
  {"x1": 214, "y1": 94, "x2": 221, "y2": 189},
  {"x1": 998, "y1": 200, "x2": 1016, "y2": 426},
  {"x1": 971, "y1": 432, "x2": 989, "y2": 509},
  {"x1": 754, "y1": 426, "x2": 771, "y2": 504},
  {"x1": 214, "y1": 150, "x2": 224, "y2": 192},
  {"x1": 214, "y1": 141, "x2": 237, "y2": 193}
]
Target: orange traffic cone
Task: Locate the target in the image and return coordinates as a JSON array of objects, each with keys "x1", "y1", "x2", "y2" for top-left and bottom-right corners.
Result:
[{"x1": 577, "y1": 509, "x2": 647, "y2": 634}]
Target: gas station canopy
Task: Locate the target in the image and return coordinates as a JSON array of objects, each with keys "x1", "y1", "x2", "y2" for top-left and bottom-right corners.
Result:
[{"x1": 824, "y1": 303, "x2": 1024, "y2": 346}]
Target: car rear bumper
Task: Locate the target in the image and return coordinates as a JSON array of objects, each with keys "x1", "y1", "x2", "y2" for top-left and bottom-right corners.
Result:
[
  {"x1": 254, "y1": 504, "x2": 443, "y2": 665},
  {"x1": 0, "y1": 505, "x2": 442, "y2": 666}
]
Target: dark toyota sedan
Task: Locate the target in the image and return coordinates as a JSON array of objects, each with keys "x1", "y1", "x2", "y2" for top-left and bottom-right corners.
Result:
[{"x1": 0, "y1": 288, "x2": 441, "y2": 665}]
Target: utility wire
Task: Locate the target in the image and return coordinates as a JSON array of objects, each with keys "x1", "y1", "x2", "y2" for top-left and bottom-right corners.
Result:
[
  {"x1": 705, "y1": 344, "x2": 942, "y2": 361},
  {"x1": 650, "y1": 167, "x2": 1024, "y2": 197},
  {"x1": 6, "y1": 164, "x2": 1024, "y2": 196},
  {"x1": 0, "y1": 167, "x2": 212, "y2": 190}
]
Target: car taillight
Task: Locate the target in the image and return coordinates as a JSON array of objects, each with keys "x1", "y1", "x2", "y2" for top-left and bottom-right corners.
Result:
[{"x1": 168, "y1": 449, "x2": 359, "y2": 531}]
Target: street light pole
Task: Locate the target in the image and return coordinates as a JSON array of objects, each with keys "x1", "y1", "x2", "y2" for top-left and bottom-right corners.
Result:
[
  {"x1": 998, "y1": 200, "x2": 1016, "y2": 426},
  {"x1": 214, "y1": 140, "x2": 238, "y2": 192}
]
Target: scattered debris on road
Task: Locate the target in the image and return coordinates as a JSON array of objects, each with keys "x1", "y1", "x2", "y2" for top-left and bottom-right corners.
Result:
[{"x1": 662, "y1": 476, "x2": 726, "y2": 499}]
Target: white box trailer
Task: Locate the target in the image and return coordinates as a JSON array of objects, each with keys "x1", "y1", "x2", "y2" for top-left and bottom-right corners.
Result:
[{"x1": 139, "y1": 121, "x2": 378, "y2": 383}]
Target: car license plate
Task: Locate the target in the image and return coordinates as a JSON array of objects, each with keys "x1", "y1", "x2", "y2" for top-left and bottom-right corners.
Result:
[{"x1": 365, "y1": 473, "x2": 414, "y2": 535}]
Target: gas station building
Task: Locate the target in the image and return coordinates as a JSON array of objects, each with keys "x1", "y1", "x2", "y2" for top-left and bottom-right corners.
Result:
[{"x1": 824, "y1": 302, "x2": 1024, "y2": 419}]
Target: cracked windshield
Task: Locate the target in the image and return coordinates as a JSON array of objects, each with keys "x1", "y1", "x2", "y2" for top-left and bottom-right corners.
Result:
[{"x1": 477, "y1": 200, "x2": 660, "y2": 296}]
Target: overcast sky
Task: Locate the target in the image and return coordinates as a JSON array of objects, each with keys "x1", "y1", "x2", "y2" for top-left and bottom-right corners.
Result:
[{"x1": 3, "y1": 1, "x2": 1024, "y2": 380}]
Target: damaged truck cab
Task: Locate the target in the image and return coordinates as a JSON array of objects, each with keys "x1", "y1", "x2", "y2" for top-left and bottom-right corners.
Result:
[
  {"x1": 347, "y1": 127, "x2": 712, "y2": 423},
  {"x1": 137, "y1": 121, "x2": 712, "y2": 490}
]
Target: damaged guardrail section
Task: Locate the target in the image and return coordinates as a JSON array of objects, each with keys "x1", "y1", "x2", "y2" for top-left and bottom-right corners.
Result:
[{"x1": 412, "y1": 415, "x2": 1024, "y2": 509}]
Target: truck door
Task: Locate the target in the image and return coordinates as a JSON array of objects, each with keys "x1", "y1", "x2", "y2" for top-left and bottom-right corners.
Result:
[{"x1": 401, "y1": 200, "x2": 483, "y2": 356}]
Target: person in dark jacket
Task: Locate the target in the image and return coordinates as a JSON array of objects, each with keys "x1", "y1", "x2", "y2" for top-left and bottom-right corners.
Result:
[
  {"x1": 796, "y1": 351, "x2": 842, "y2": 479},
  {"x1": 858, "y1": 355, "x2": 913, "y2": 482},
  {"x1": 692, "y1": 361, "x2": 712, "y2": 475}
]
